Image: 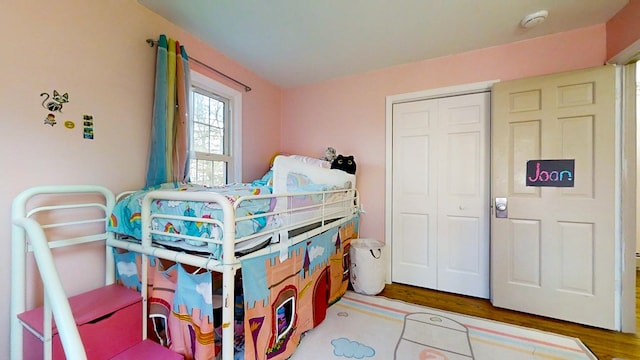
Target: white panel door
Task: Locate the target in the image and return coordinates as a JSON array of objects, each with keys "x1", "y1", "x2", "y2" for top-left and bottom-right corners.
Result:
[
  {"x1": 392, "y1": 93, "x2": 490, "y2": 298},
  {"x1": 491, "y1": 65, "x2": 619, "y2": 329},
  {"x1": 392, "y1": 99, "x2": 439, "y2": 289},
  {"x1": 437, "y1": 93, "x2": 490, "y2": 298}
]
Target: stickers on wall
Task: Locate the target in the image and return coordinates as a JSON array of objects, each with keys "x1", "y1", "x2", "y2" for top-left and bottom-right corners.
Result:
[
  {"x1": 83, "y1": 114, "x2": 94, "y2": 139},
  {"x1": 39, "y1": 89, "x2": 69, "y2": 128},
  {"x1": 43, "y1": 113, "x2": 56, "y2": 127},
  {"x1": 37, "y1": 90, "x2": 93, "y2": 140},
  {"x1": 40, "y1": 90, "x2": 69, "y2": 113}
]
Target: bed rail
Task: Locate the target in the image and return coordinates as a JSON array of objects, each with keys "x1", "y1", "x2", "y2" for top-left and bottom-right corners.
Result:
[
  {"x1": 118, "y1": 187, "x2": 359, "y2": 253},
  {"x1": 150, "y1": 189, "x2": 238, "y2": 360},
  {"x1": 12, "y1": 218, "x2": 87, "y2": 360},
  {"x1": 10, "y1": 185, "x2": 115, "y2": 360}
]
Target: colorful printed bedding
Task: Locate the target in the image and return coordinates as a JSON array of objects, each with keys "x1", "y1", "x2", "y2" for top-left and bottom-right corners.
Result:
[
  {"x1": 108, "y1": 182, "x2": 274, "y2": 258},
  {"x1": 108, "y1": 155, "x2": 356, "y2": 259}
]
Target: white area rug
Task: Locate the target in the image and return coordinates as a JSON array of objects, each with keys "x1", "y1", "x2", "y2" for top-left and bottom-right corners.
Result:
[{"x1": 291, "y1": 291, "x2": 596, "y2": 360}]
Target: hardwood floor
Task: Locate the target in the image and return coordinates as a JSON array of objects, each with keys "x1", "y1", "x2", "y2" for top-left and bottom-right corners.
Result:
[{"x1": 378, "y1": 271, "x2": 640, "y2": 360}]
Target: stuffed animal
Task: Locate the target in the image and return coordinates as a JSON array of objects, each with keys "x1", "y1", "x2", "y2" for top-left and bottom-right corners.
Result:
[
  {"x1": 321, "y1": 147, "x2": 337, "y2": 163},
  {"x1": 331, "y1": 155, "x2": 356, "y2": 175}
]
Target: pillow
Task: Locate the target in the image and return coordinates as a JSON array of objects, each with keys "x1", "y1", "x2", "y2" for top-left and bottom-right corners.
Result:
[{"x1": 286, "y1": 154, "x2": 331, "y2": 168}]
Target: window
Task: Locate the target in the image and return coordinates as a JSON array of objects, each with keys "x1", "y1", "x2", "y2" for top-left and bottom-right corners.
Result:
[
  {"x1": 189, "y1": 71, "x2": 242, "y2": 186},
  {"x1": 191, "y1": 87, "x2": 229, "y2": 186},
  {"x1": 272, "y1": 287, "x2": 296, "y2": 342}
]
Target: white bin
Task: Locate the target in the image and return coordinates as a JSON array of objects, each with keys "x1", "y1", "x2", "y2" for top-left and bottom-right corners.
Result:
[{"x1": 349, "y1": 238, "x2": 386, "y2": 295}]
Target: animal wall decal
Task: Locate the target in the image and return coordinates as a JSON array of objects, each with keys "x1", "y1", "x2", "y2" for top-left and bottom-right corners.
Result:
[{"x1": 40, "y1": 90, "x2": 69, "y2": 112}]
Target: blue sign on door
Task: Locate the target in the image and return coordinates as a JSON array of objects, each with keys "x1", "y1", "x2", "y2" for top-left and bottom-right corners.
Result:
[{"x1": 526, "y1": 160, "x2": 575, "y2": 187}]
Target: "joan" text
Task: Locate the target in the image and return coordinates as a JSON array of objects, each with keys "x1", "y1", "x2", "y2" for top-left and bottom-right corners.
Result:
[{"x1": 527, "y1": 161, "x2": 573, "y2": 182}]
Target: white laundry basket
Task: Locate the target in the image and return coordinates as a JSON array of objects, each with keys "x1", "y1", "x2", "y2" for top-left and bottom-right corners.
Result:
[{"x1": 349, "y1": 238, "x2": 386, "y2": 295}]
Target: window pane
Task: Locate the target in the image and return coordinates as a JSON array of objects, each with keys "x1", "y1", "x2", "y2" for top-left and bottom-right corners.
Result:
[
  {"x1": 210, "y1": 99, "x2": 225, "y2": 155},
  {"x1": 193, "y1": 123, "x2": 210, "y2": 153},
  {"x1": 210, "y1": 126, "x2": 223, "y2": 154},
  {"x1": 193, "y1": 92, "x2": 211, "y2": 126},
  {"x1": 213, "y1": 161, "x2": 226, "y2": 185},
  {"x1": 189, "y1": 158, "x2": 210, "y2": 186},
  {"x1": 189, "y1": 159, "x2": 227, "y2": 187}
]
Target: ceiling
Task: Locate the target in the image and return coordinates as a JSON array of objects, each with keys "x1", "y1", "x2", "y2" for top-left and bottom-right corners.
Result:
[{"x1": 139, "y1": 0, "x2": 628, "y2": 89}]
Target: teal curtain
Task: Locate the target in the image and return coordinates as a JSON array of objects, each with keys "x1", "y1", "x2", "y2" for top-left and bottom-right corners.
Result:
[{"x1": 146, "y1": 34, "x2": 192, "y2": 187}]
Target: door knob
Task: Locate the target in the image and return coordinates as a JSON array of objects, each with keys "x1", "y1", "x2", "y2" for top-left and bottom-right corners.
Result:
[{"x1": 495, "y1": 197, "x2": 507, "y2": 218}]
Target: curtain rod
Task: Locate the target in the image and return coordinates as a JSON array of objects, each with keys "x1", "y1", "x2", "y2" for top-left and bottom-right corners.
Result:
[{"x1": 146, "y1": 39, "x2": 252, "y2": 92}]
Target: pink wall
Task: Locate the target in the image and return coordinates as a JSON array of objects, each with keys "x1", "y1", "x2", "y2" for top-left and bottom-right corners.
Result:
[
  {"x1": 281, "y1": 25, "x2": 607, "y2": 244},
  {"x1": 3, "y1": 1, "x2": 640, "y2": 358},
  {"x1": 185, "y1": 39, "x2": 283, "y2": 181},
  {"x1": 0, "y1": 1, "x2": 281, "y2": 357},
  {"x1": 607, "y1": 0, "x2": 640, "y2": 60}
]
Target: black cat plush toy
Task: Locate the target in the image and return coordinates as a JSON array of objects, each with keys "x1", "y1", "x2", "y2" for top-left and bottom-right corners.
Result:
[{"x1": 331, "y1": 155, "x2": 356, "y2": 175}]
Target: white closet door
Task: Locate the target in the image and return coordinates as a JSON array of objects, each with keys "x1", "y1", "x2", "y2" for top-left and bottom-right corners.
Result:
[
  {"x1": 436, "y1": 93, "x2": 490, "y2": 298},
  {"x1": 391, "y1": 99, "x2": 439, "y2": 289},
  {"x1": 392, "y1": 92, "x2": 490, "y2": 298}
]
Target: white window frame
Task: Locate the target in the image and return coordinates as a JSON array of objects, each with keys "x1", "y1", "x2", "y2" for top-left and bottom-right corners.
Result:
[{"x1": 190, "y1": 70, "x2": 243, "y2": 183}]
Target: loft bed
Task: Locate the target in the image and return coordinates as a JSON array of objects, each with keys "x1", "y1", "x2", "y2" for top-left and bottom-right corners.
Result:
[{"x1": 10, "y1": 155, "x2": 360, "y2": 360}]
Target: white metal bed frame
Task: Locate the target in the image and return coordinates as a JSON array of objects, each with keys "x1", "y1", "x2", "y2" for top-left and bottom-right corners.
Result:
[{"x1": 11, "y1": 184, "x2": 358, "y2": 360}]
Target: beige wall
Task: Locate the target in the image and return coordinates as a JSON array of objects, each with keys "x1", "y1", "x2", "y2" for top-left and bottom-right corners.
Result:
[{"x1": 0, "y1": 1, "x2": 282, "y2": 357}]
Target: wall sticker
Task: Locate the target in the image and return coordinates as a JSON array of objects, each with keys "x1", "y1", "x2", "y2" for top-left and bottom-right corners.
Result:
[
  {"x1": 43, "y1": 113, "x2": 56, "y2": 127},
  {"x1": 83, "y1": 114, "x2": 94, "y2": 139},
  {"x1": 40, "y1": 90, "x2": 69, "y2": 112}
]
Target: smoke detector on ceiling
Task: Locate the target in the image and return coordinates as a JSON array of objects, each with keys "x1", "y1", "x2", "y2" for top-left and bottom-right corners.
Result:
[{"x1": 520, "y1": 10, "x2": 548, "y2": 29}]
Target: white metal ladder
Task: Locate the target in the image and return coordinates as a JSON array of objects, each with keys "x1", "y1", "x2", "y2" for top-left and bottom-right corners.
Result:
[{"x1": 10, "y1": 185, "x2": 116, "y2": 360}]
